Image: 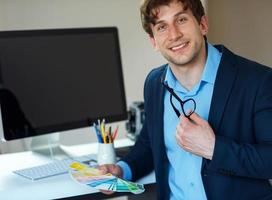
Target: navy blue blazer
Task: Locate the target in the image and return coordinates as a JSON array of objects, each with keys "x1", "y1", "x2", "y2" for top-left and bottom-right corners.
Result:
[{"x1": 122, "y1": 45, "x2": 272, "y2": 200}]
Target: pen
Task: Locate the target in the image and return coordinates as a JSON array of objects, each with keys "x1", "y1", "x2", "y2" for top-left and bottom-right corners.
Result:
[
  {"x1": 112, "y1": 125, "x2": 119, "y2": 141},
  {"x1": 98, "y1": 119, "x2": 101, "y2": 132},
  {"x1": 105, "y1": 135, "x2": 109, "y2": 143},
  {"x1": 93, "y1": 123, "x2": 102, "y2": 143},
  {"x1": 101, "y1": 121, "x2": 106, "y2": 143},
  {"x1": 108, "y1": 126, "x2": 112, "y2": 143}
]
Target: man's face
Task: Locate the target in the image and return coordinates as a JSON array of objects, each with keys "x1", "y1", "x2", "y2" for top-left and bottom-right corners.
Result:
[{"x1": 149, "y1": 1, "x2": 208, "y2": 68}]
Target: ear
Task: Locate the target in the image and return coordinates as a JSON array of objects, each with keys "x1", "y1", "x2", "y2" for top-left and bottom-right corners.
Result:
[
  {"x1": 199, "y1": 15, "x2": 209, "y2": 36},
  {"x1": 149, "y1": 35, "x2": 159, "y2": 51}
]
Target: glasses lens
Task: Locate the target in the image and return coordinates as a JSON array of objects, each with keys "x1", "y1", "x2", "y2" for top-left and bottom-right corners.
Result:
[{"x1": 183, "y1": 99, "x2": 196, "y2": 117}]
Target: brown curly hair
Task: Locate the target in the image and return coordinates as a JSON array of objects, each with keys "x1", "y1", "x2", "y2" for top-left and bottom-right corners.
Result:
[{"x1": 140, "y1": 0, "x2": 205, "y2": 36}]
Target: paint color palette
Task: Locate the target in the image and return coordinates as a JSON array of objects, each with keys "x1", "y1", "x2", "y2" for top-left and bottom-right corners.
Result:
[{"x1": 69, "y1": 162, "x2": 145, "y2": 194}]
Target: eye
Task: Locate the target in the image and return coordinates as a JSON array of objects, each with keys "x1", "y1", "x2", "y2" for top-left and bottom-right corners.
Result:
[
  {"x1": 177, "y1": 17, "x2": 187, "y2": 25},
  {"x1": 156, "y1": 23, "x2": 167, "y2": 32}
]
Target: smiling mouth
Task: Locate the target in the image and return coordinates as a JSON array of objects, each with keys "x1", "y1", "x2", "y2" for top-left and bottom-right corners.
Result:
[{"x1": 170, "y1": 42, "x2": 189, "y2": 52}]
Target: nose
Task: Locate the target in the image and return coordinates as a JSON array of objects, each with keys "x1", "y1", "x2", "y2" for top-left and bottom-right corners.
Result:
[{"x1": 168, "y1": 25, "x2": 183, "y2": 41}]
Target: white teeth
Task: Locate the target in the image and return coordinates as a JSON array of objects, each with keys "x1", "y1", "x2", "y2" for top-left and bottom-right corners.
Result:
[{"x1": 171, "y1": 43, "x2": 187, "y2": 51}]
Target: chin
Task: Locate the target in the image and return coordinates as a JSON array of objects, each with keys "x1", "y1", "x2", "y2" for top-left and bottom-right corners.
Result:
[{"x1": 170, "y1": 55, "x2": 193, "y2": 66}]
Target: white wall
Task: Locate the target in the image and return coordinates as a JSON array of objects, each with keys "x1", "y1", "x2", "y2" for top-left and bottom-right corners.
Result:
[{"x1": 208, "y1": 0, "x2": 272, "y2": 67}]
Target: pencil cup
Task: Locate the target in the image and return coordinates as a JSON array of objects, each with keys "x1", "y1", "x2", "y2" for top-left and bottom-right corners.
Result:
[{"x1": 97, "y1": 143, "x2": 116, "y2": 165}]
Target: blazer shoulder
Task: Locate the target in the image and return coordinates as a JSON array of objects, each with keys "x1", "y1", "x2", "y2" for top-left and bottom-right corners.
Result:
[
  {"x1": 235, "y1": 54, "x2": 272, "y2": 75},
  {"x1": 217, "y1": 45, "x2": 272, "y2": 79},
  {"x1": 145, "y1": 64, "x2": 167, "y2": 84},
  {"x1": 143, "y1": 64, "x2": 167, "y2": 100}
]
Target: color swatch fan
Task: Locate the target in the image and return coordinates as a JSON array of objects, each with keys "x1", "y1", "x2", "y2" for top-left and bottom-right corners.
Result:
[{"x1": 69, "y1": 162, "x2": 145, "y2": 194}]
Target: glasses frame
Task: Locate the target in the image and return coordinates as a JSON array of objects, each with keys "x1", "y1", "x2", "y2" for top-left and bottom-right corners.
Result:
[{"x1": 162, "y1": 82, "x2": 196, "y2": 118}]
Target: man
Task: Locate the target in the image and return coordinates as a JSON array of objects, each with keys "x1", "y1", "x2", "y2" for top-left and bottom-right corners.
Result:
[{"x1": 100, "y1": 0, "x2": 272, "y2": 199}]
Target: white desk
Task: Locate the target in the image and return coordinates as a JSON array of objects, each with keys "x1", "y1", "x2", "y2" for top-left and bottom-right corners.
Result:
[{"x1": 0, "y1": 139, "x2": 155, "y2": 200}]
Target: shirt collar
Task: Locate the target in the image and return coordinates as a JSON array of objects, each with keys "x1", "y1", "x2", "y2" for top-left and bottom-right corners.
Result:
[{"x1": 201, "y1": 43, "x2": 222, "y2": 84}]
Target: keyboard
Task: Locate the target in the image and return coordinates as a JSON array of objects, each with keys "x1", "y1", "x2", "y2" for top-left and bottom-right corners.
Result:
[{"x1": 13, "y1": 154, "x2": 97, "y2": 181}]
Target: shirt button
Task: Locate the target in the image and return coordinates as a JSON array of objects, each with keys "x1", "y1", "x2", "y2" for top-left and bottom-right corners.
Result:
[{"x1": 190, "y1": 182, "x2": 195, "y2": 187}]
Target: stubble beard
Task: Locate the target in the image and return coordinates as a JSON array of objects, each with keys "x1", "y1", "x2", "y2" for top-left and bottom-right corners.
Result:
[{"x1": 162, "y1": 43, "x2": 201, "y2": 68}]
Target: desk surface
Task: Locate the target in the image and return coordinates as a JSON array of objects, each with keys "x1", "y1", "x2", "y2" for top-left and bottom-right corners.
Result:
[{"x1": 0, "y1": 138, "x2": 155, "y2": 200}]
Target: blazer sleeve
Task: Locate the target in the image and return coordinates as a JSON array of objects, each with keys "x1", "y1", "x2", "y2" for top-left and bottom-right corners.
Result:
[
  {"x1": 207, "y1": 70, "x2": 272, "y2": 179},
  {"x1": 121, "y1": 71, "x2": 155, "y2": 181}
]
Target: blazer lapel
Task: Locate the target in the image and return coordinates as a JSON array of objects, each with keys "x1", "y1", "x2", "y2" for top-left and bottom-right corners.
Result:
[
  {"x1": 208, "y1": 45, "x2": 238, "y2": 133},
  {"x1": 155, "y1": 69, "x2": 167, "y2": 151},
  {"x1": 153, "y1": 67, "x2": 168, "y2": 165},
  {"x1": 202, "y1": 45, "x2": 238, "y2": 170}
]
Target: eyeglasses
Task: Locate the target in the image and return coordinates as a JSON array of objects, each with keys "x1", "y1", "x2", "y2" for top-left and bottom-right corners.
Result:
[{"x1": 162, "y1": 82, "x2": 196, "y2": 118}]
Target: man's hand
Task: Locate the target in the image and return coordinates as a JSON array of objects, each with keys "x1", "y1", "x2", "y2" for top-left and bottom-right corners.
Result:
[
  {"x1": 176, "y1": 112, "x2": 215, "y2": 160},
  {"x1": 98, "y1": 164, "x2": 123, "y2": 177},
  {"x1": 98, "y1": 164, "x2": 123, "y2": 195}
]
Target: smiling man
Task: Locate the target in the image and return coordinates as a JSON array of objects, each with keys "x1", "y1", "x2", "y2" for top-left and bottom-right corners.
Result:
[{"x1": 99, "y1": 0, "x2": 272, "y2": 199}]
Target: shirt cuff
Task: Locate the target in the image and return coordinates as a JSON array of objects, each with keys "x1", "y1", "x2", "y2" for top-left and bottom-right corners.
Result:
[{"x1": 116, "y1": 160, "x2": 132, "y2": 181}]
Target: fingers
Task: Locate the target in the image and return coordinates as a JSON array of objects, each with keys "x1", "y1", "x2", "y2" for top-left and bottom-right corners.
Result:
[
  {"x1": 176, "y1": 114, "x2": 198, "y2": 150},
  {"x1": 189, "y1": 112, "x2": 204, "y2": 124},
  {"x1": 179, "y1": 114, "x2": 190, "y2": 125},
  {"x1": 98, "y1": 164, "x2": 123, "y2": 178},
  {"x1": 179, "y1": 112, "x2": 205, "y2": 127},
  {"x1": 98, "y1": 164, "x2": 119, "y2": 195},
  {"x1": 175, "y1": 129, "x2": 185, "y2": 147},
  {"x1": 176, "y1": 112, "x2": 215, "y2": 159},
  {"x1": 98, "y1": 165, "x2": 109, "y2": 175},
  {"x1": 98, "y1": 164, "x2": 116, "y2": 176},
  {"x1": 179, "y1": 114, "x2": 195, "y2": 130},
  {"x1": 176, "y1": 120, "x2": 189, "y2": 149},
  {"x1": 100, "y1": 189, "x2": 114, "y2": 195}
]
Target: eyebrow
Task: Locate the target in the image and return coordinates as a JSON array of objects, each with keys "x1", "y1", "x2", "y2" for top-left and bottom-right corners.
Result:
[{"x1": 154, "y1": 11, "x2": 187, "y2": 25}]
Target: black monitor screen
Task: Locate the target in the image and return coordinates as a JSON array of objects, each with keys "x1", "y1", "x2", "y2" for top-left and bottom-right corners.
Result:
[{"x1": 0, "y1": 27, "x2": 127, "y2": 140}]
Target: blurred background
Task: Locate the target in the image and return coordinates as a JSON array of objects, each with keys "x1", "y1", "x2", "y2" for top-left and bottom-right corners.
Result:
[{"x1": 0, "y1": 0, "x2": 271, "y2": 153}]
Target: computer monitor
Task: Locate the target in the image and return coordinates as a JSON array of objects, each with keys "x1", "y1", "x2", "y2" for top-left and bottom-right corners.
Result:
[{"x1": 0, "y1": 27, "x2": 127, "y2": 152}]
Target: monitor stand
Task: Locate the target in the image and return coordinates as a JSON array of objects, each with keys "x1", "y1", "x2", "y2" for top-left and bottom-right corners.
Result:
[{"x1": 30, "y1": 133, "x2": 71, "y2": 160}]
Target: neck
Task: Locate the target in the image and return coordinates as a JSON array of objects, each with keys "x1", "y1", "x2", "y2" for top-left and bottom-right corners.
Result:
[{"x1": 170, "y1": 44, "x2": 207, "y2": 91}]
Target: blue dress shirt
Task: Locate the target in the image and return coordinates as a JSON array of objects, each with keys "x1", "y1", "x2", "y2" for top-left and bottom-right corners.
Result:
[
  {"x1": 163, "y1": 43, "x2": 221, "y2": 200},
  {"x1": 118, "y1": 43, "x2": 222, "y2": 199}
]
